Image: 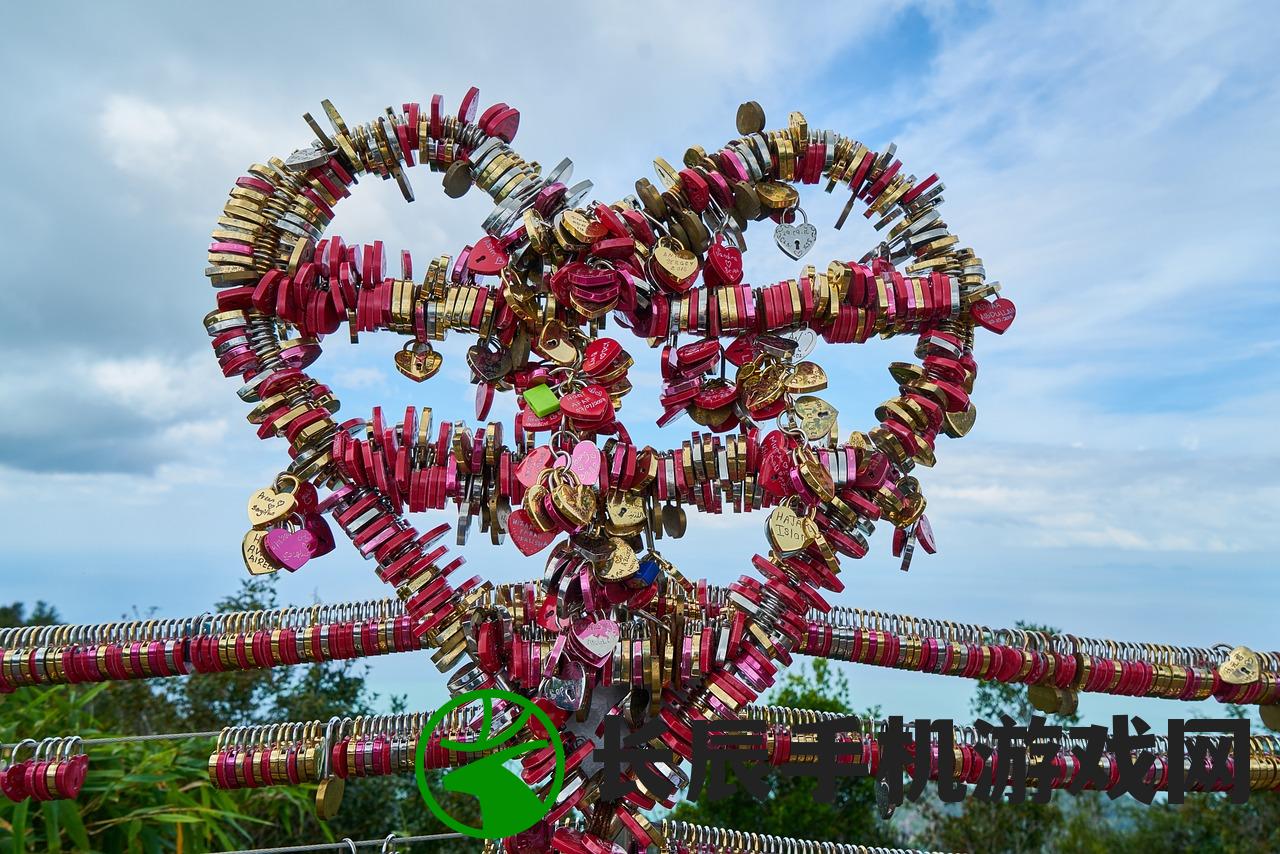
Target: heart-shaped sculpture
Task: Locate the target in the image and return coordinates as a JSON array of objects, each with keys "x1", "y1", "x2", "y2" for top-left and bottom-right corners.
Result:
[
  {"x1": 263, "y1": 527, "x2": 318, "y2": 572},
  {"x1": 970, "y1": 297, "x2": 1016, "y2": 334},
  {"x1": 203, "y1": 91, "x2": 1012, "y2": 854}
]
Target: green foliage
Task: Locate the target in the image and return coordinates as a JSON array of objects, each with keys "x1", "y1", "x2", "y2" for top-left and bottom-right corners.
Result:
[
  {"x1": 0, "y1": 680, "x2": 318, "y2": 853},
  {"x1": 0, "y1": 579, "x2": 470, "y2": 853},
  {"x1": 7, "y1": 604, "x2": 1279, "y2": 852},
  {"x1": 910, "y1": 621, "x2": 1280, "y2": 854}
]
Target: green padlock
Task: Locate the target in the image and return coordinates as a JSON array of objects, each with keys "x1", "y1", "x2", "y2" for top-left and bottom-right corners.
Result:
[{"x1": 523, "y1": 383, "x2": 560, "y2": 417}]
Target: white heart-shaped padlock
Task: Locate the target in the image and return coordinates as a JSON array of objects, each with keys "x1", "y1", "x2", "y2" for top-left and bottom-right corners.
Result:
[{"x1": 774, "y1": 206, "x2": 817, "y2": 260}]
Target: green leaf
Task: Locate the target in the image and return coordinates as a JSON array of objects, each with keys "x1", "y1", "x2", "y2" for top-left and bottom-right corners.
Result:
[
  {"x1": 10, "y1": 798, "x2": 29, "y2": 854},
  {"x1": 39, "y1": 801, "x2": 62, "y2": 853},
  {"x1": 58, "y1": 800, "x2": 90, "y2": 852}
]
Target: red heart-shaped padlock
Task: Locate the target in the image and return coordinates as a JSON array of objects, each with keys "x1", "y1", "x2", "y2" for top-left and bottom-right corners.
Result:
[
  {"x1": 582, "y1": 338, "x2": 623, "y2": 375},
  {"x1": 508, "y1": 509, "x2": 557, "y2": 556},
  {"x1": 706, "y1": 239, "x2": 743, "y2": 286},
  {"x1": 467, "y1": 236, "x2": 510, "y2": 275},
  {"x1": 516, "y1": 446, "x2": 555, "y2": 488},
  {"x1": 970, "y1": 297, "x2": 1016, "y2": 334},
  {"x1": 560, "y1": 384, "x2": 612, "y2": 424}
]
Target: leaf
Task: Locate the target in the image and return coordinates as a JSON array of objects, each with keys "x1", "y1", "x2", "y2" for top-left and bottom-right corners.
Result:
[
  {"x1": 9, "y1": 798, "x2": 29, "y2": 854},
  {"x1": 39, "y1": 800, "x2": 62, "y2": 853},
  {"x1": 58, "y1": 800, "x2": 91, "y2": 852}
]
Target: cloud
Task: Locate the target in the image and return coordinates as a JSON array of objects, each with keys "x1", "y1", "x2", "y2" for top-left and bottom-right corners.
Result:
[
  {"x1": 89, "y1": 354, "x2": 223, "y2": 421},
  {"x1": 928, "y1": 441, "x2": 1279, "y2": 555},
  {"x1": 0, "y1": 351, "x2": 232, "y2": 475},
  {"x1": 97, "y1": 94, "x2": 280, "y2": 186},
  {"x1": 2, "y1": 1, "x2": 1278, "y2": 718}
]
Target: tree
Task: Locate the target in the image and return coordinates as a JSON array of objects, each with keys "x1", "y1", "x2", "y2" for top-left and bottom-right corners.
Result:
[
  {"x1": 913, "y1": 623, "x2": 1084, "y2": 854},
  {"x1": 911, "y1": 622, "x2": 1280, "y2": 854},
  {"x1": 0, "y1": 578, "x2": 474, "y2": 853},
  {"x1": 670, "y1": 658, "x2": 902, "y2": 847}
]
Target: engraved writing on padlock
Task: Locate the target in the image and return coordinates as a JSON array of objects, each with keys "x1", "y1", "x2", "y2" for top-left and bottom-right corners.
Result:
[
  {"x1": 242, "y1": 529, "x2": 278, "y2": 575},
  {"x1": 247, "y1": 474, "x2": 300, "y2": 528},
  {"x1": 766, "y1": 504, "x2": 811, "y2": 556},
  {"x1": 1220, "y1": 645, "x2": 1262, "y2": 685},
  {"x1": 774, "y1": 206, "x2": 817, "y2": 260}
]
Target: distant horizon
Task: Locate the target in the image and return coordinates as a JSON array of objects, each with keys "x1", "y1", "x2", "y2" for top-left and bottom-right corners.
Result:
[{"x1": 1, "y1": 0, "x2": 1277, "y2": 734}]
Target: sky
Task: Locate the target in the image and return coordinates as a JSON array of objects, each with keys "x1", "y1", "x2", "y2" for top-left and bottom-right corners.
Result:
[{"x1": 1, "y1": 0, "x2": 1278, "y2": 734}]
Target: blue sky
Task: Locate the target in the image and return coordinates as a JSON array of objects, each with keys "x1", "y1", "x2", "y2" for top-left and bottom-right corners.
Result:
[{"x1": 1, "y1": 0, "x2": 1278, "y2": 730}]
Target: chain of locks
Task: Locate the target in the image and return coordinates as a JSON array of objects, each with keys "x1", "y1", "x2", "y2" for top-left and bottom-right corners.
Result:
[{"x1": 199, "y1": 84, "x2": 1022, "y2": 852}]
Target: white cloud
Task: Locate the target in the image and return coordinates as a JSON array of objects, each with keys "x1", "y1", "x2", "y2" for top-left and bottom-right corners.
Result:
[
  {"x1": 89, "y1": 353, "x2": 223, "y2": 421},
  {"x1": 332, "y1": 367, "x2": 388, "y2": 390},
  {"x1": 927, "y1": 441, "x2": 1278, "y2": 555},
  {"x1": 98, "y1": 94, "x2": 279, "y2": 186},
  {"x1": 4, "y1": 1, "x2": 1279, "y2": 718},
  {"x1": 98, "y1": 95, "x2": 183, "y2": 175},
  {"x1": 159, "y1": 418, "x2": 228, "y2": 447}
]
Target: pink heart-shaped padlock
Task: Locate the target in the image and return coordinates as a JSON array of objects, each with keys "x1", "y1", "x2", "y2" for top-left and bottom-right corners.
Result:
[
  {"x1": 570, "y1": 618, "x2": 620, "y2": 668},
  {"x1": 567, "y1": 440, "x2": 601, "y2": 487},
  {"x1": 263, "y1": 528, "x2": 318, "y2": 571}
]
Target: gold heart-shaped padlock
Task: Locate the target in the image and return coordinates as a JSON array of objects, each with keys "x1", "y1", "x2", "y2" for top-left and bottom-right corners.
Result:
[
  {"x1": 596, "y1": 536, "x2": 640, "y2": 582},
  {"x1": 394, "y1": 341, "x2": 442, "y2": 382},
  {"x1": 794, "y1": 395, "x2": 839, "y2": 441},
  {"x1": 653, "y1": 236, "x2": 698, "y2": 282},
  {"x1": 605, "y1": 491, "x2": 646, "y2": 536},
  {"x1": 786, "y1": 361, "x2": 829, "y2": 394},
  {"x1": 241, "y1": 529, "x2": 279, "y2": 575},
  {"x1": 247, "y1": 477, "x2": 297, "y2": 528},
  {"x1": 766, "y1": 504, "x2": 813, "y2": 556},
  {"x1": 943, "y1": 405, "x2": 978, "y2": 438},
  {"x1": 554, "y1": 482, "x2": 598, "y2": 529},
  {"x1": 1220, "y1": 645, "x2": 1262, "y2": 685}
]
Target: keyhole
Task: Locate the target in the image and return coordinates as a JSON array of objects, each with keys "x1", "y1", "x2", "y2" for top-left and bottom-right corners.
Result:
[{"x1": 794, "y1": 239, "x2": 802, "y2": 251}]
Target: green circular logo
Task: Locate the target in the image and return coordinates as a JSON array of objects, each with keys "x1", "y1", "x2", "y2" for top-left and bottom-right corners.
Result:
[{"x1": 414, "y1": 688, "x2": 565, "y2": 839}]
